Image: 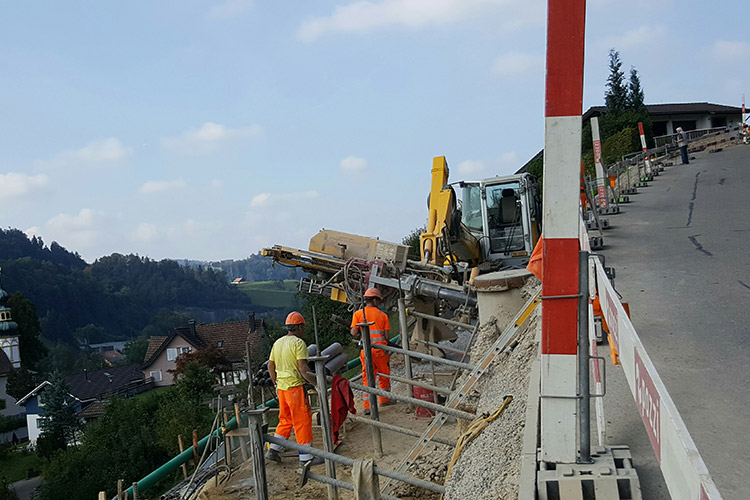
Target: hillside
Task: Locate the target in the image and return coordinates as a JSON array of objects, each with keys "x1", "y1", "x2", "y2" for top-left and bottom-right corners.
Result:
[
  {"x1": 0, "y1": 229, "x2": 261, "y2": 345},
  {"x1": 177, "y1": 254, "x2": 303, "y2": 283}
]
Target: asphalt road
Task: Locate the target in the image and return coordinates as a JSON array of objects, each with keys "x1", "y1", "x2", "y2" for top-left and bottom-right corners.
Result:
[
  {"x1": 10, "y1": 476, "x2": 42, "y2": 500},
  {"x1": 597, "y1": 143, "x2": 750, "y2": 500}
]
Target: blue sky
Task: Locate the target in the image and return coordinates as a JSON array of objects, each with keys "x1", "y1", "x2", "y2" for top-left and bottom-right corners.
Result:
[{"x1": 1, "y1": 0, "x2": 746, "y2": 262}]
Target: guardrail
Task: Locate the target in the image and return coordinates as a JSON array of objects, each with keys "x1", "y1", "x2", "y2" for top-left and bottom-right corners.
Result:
[
  {"x1": 579, "y1": 218, "x2": 723, "y2": 499},
  {"x1": 654, "y1": 126, "x2": 728, "y2": 147}
]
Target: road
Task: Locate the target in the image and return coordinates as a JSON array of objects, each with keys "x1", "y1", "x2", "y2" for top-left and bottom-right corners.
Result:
[
  {"x1": 597, "y1": 143, "x2": 750, "y2": 500},
  {"x1": 10, "y1": 476, "x2": 42, "y2": 500}
]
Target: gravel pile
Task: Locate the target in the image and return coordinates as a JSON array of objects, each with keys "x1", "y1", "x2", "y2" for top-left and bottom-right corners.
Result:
[{"x1": 443, "y1": 284, "x2": 540, "y2": 500}]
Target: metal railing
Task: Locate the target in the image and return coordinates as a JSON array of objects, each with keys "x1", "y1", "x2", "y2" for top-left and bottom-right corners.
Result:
[{"x1": 653, "y1": 126, "x2": 728, "y2": 147}]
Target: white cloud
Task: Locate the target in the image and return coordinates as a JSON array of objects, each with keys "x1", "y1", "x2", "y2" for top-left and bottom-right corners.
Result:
[
  {"x1": 709, "y1": 40, "x2": 750, "y2": 63},
  {"x1": 46, "y1": 208, "x2": 98, "y2": 232},
  {"x1": 162, "y1": 122, "x2": 263, "y2": 155},
  {"x1": 38, "y1": 138, "x2": 132, "y2": 169},
  {"x1": 340, "y1": 156, "x2": 368, "y2": 171},
  {"x1": 297, "y1": 0, "x2": 516, "y2": 42},
  {"x1": 492, "y1": 52, "x2": 543, "y2": 78},
  {"x1": 457, "y1": 152, "x2": 518, "y2": 177},
  {"x1": 24, "y1": 226, "x2": 41, "y2": 239},
  {"x1": 131, "y1": 223, "x2": 159, "y2": 243},
  {"x1": 250, "y1": 190, "x2": 321, "y2": 209},
  {"x1": 0, "y1": 172, "x2": 49, "y2": 202},
  {"x1": 595, "y1": 25, "x2": 668, "y2": 51},
  {"x1": 208, "y1": 0, "x2": 253, "y2": 19},
  {"x1": 457, "y1": 160, "x2": 485, "y2": 175},
  {"x1": 44, "y1": 208, "x2": 102, "y2": 249},
  {"x1": 210, "y1": 179, "x2": 223, "y2": 189},
  {"x1": 139, "y1": 179, "x2": 188, "y2": 194}
]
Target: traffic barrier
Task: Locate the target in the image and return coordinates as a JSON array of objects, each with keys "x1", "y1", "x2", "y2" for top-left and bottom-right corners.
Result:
[{"x1": 579, "y1": 220, "x2": 723, "y2": 499}]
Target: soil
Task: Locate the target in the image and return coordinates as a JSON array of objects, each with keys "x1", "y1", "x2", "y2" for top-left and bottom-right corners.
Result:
[{"x1": 191, "y1": 371, "x2": 457, "y2": 500}]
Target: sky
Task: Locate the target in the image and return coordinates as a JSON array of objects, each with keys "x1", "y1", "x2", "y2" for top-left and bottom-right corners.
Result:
[{"x1": 0, "y1": 0, "x2": 747, "y2": 263}]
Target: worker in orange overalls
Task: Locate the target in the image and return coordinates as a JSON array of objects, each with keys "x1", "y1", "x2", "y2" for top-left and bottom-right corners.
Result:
[
  {"x1": 266, "y1": 312, "x2": 323, "y2": 466},
  {"x1": 350, "y1": 288, "x2": 392, "y2": 415}
]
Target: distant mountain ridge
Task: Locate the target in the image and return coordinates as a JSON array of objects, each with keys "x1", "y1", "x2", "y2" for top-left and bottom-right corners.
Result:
[
  {"x1": 176, "y1": 254, "x2": 302, "y2": 283},
  {"x1": 0, "y1": 228, "x2": 293, "y2": 344}
]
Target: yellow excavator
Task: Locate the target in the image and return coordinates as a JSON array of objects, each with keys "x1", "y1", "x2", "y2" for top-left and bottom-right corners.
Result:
[
  {"x1": 261, "y1": 155, "x2": 542, "y2": 351},
  {"x1": 420, "y1": 155, "x2": 542, "y2": 280}
]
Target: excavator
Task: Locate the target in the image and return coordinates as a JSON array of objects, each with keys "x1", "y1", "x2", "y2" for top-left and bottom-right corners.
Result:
[
  {"x1": 419, "y1": 155, "x2": 542, "y2": 280},
  {"x1": 261, "y1": 155, "x2": 542, "y2": 351}
]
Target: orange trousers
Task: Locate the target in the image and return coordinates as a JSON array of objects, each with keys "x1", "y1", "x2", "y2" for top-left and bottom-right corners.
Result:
[
  {"x1": 274, "y1": 385, "x2": 313, "y2": 445},
  {"x1": 359, "y1": 348, "x2": 391, "y2": 410}
]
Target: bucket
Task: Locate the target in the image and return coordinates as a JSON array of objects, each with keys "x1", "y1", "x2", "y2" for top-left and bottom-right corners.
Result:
[{"x1": 413, "y1": 386, "x2": 435, "y2": 418}]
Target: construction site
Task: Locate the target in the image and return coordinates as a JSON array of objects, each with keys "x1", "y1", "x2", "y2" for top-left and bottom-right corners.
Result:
[
  {"x1": 91, "y1": 4, "x2": 748, "y2": 500},
  {"x1": 99, "y1": 123, "x2": 750, "y2": 500}
]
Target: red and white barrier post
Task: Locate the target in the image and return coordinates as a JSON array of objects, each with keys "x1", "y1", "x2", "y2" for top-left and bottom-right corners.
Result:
[
  {"x1": 591, "y1": 117, "x2": 608, "y2": 210},
  {"x1": 540, "y1": 0, "x2": 587, "y2": 463},
  {"x1": 638, "y1": 121, "x2": 652, "y2": 175}
]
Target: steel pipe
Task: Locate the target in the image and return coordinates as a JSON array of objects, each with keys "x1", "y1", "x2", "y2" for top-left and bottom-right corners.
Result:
[
  {"x1": 414, "y1": 339, "x2": 468, "y2": 356},
  {"x1": 264, "y1": 435, "x2": 445, "y2": 494},
  {"x1": 406, "y1": 309, "x2": 475, "y2": 331},
  {"x1": 398, "y1": 298, "x2": 414, "y2": 400},
  {"x1": 357, "y1": 319, "x2": 384, "y2": 456},
  {"x1": 578, "y1": 250, "x2": 592, "y2": 463},
  {"x1": 378, "y1": 373, "x2": 452, "y2": 395},
  {"x1": 370, "y1": 343, "x2": 475, "y2": 371},
  {"x1": 304, "y1": 471, "x2": 401, "y2": 500},
  {"x1": 348, "y1": 414, "x2": 456, "y2": 446},
  {"x1": 311, "y1": 355, "x2": 340, "y2": 500},
  {"x1": 347, "y1": 380, "x2": 475, "y2": 421}
]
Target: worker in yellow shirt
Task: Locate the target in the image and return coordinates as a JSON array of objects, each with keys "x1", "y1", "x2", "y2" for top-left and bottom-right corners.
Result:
[
  {"x1": 266, "y1": 311, "x2": 323, "y2": 466},
  {"x1": 351, "y1": 288, "x2": 392, "y2": 415}
]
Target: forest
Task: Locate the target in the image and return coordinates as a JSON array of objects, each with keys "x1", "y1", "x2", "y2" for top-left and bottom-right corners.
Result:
[{"x1": 0, "y1": 229, "x2": 285, "y2": 347}]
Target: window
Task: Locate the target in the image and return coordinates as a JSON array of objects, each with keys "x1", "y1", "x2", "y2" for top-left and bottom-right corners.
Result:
[
  {"x1": 217, "y1": 341, "x2": 223, "y2": 348},
  {"x1": 181, "y1": 347, "x2": 190, "y2": 354},
  {"x1": 150, "y1": 370, "x2": 163, "y2": 382},
  {"x1": 167, "y1": 348, "x2": 178, "y2": 361}
]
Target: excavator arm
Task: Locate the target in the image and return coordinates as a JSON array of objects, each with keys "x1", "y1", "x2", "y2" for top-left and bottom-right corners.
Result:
[{"x1": 419, "y1": 156, "x2": 481, "y2": 267}]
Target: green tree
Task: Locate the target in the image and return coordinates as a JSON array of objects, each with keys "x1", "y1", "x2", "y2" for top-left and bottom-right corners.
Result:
[
  {"x1": 628, "y1": 66, "x2": 645, "y2": 110},
  {"x1": 604, "y1": 49, "x2": 628, "y2": 114},
  {"x1": 402, "y1": 227, "x2": 426, "y2": 260},
  {"x1": 5, "y1": 367, "x2": 38, "y2": 401},
  {"x1": 38, "y1": 372, "x2": 80, "y2": 454},
  {"x1": 6, "y1": 293, "x2": 47, "y2": 369},
  {"x1": 124, "y1": 335, "x2": 149, "y2": 364},
  {"x1": 300, "y1": 294, "x2": 352, "y2": 350}
]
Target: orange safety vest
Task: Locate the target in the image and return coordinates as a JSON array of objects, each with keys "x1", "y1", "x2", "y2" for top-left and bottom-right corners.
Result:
[{"x1": 351, "y1": 306, "x2": 390, "y2": 345}]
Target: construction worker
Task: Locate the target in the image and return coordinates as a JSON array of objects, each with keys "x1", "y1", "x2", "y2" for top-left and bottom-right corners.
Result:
[
  {"x1": 266, "y1": 311, "x2": 324, "y2": 466},
  {"x1": 676, "y1": 127, "x2": 689, "y2": 165},
  {"x1": 350, "y1": 287, "x2": 392, "y2": 415}
]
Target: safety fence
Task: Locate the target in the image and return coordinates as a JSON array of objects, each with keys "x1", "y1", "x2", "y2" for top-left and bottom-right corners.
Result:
[
  {"x1": 654, "y1": 126, "x2": 730, "y2": 147},
  {"x1": 579, "y1": 217, "x2": 723, "y2": 500}
]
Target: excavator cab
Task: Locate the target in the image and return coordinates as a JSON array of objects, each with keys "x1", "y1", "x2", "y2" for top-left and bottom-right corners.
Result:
[{"x1": 460, "y1": 174, "x2": 541, "y2": 269}]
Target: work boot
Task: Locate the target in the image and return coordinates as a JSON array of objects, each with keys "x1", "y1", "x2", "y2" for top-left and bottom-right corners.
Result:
[
  {"x1": 364, "y1": 409, "x2": 370, "y2": 416},
  {"x1": 300, "y1": 456, "x2": 325, "y2": 467},
  {"x1": 265, "y1": 448, "x2": 282, "y2": 463}
]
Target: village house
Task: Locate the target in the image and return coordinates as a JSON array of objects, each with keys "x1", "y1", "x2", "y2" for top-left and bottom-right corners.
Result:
[
  {"x1": 141, "y1": 313, "x2": 264, "y2": 387},
  {"x1": 17, "y1": 364, "x2": 152, "y2": 444}
]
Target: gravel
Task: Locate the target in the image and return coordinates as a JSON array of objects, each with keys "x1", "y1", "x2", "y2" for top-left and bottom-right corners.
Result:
[{"x1": 442, "y1": 282, "x2": 541, "y2": 500}]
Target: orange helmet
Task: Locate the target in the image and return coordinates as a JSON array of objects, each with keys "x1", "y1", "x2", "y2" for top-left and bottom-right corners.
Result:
[
  {"x1": 363, "y1": 288, "x2": 382, "y2": 300},
  {"x1": 285, "y1": 311, "x2": 306, "y2": 326}
]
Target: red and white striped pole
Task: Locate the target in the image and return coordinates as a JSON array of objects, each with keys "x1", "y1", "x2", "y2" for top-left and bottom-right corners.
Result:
[
  {"x1": 591, "y1": 117, "x2": 608, "y2": 210},
  {"x1": 743, "y1": 94, "x2": 747, "y2": 135},
  {"x1": 541, "y1": 0, "x2": 587, "y2": 463},
  {"x1": 638, "y1": 121, "x2": 652, "y2": 174}
]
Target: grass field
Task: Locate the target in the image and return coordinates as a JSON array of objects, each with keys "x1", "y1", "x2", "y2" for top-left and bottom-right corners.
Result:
[
  {"x1": 0, "y1": 447, "x2": 41, "y2": 483},
  {"x1": 236, "y1": 280, "x2": 300, "y2": 309}
]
